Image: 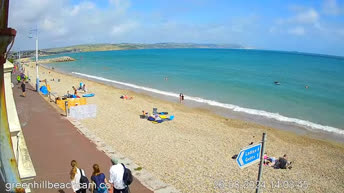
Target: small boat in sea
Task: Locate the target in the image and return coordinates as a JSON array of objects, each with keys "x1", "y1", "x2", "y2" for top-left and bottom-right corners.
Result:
[{"x1": 274, "y1": 81, "x2": 280, "y2": 85}]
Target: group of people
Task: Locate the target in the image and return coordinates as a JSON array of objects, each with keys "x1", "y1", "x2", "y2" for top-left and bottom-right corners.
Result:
[
  {"x1": 142, "y1": 108, "x2": 174, "y2": 123},
  {"x1": 14, "y1": 66, "x2": 28, "y2": 97},
  {"x1": 264, "y1": 154, "x2": 292, "y2": 169},
  {"x1": 72, "y1": 82, "x2": 87, "y2": 95},
  {"x1": 79, "y1": 82, "x2": 88, "y2": 92},
  {"x1": 70, "y1": 157, "x2": 131, "y2": 193},
  {"x1": 67, "y1": 83, "x2": 87, "y2": 98}
]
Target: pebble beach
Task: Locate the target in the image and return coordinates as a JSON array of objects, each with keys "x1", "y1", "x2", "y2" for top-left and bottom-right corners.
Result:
[{"x1": 22, "y1": 58, "x2": 344, "y2": 193}]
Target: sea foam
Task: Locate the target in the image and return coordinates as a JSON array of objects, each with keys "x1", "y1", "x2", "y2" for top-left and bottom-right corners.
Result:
[{"x1": 73, "y1": 72, "x2": 344, "y2": 135}]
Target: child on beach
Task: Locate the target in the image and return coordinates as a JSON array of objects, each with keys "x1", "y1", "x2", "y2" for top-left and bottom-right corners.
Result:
[
  {"x1": 263, "y1": 154, "x2": 277, "y2": 167},
  {"x1": 72, "y1": 86, "x2": 78, "y2": 95},
  {"x1": 82, "y1": 84, "x2": 87, "y2": 92},
  {"x1": 79, "y1": 82, "x2": 83, "y2": 90}
]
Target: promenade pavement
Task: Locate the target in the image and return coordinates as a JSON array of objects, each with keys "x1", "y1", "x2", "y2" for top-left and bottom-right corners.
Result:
[{"x1": 12, "y1": 79, "x2": 153, "y2": 193}]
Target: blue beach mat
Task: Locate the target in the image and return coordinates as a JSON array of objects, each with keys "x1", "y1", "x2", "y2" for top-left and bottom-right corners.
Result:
[
  {"x1": 83, "y1": 93, "x2": 95, "y2": 97},
  {"x1": 40, "y1": 86, "x2": 48, "y2": 95}
]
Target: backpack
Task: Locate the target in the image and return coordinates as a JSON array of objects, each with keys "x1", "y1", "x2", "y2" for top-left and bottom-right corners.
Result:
[
  {"x1": 79, "y1": 168, "x2": 89, "y2": 190},
  {"x1": 121, "y1": 163, "x2": 133, "y2": 186}
]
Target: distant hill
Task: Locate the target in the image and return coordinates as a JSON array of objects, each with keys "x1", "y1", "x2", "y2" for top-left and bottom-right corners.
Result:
[
  {"x1": 9, "y1": 43, "x2": 246, "y2": 58},
  {"x1": 42, "y1": 43, "x2": 245, "y2": 54}
]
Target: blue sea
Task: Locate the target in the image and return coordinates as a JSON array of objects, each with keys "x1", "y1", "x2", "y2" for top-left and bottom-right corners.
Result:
[{"x1": 44, "y1": 49, "x2": 344, "y2": 135}]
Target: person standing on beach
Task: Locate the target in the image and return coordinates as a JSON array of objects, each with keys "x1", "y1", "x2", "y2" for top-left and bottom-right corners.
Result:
[
  {"x1": 109, "y1": 157, "x2": 129, "y2": 193},
  {"x1": 70, "y1": 160, "x2": 87, "y2": 193},
  {"x1": 82, "y1": 84, "x2": 87, "y2": 92},
  {"x1": 73, "y1": 86, "x2": 78, "y2": 95},
  {"x1": 179, "y1": 93, "x2": 184, "y2": 103},
  {"x1": 21, "y1": 81, "x2": 26, "y2": 97}
]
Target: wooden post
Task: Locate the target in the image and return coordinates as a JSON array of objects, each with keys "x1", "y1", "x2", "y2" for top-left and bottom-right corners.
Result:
[{"x1": 65, "y1": 101, "x2": 69, "y2": 117}]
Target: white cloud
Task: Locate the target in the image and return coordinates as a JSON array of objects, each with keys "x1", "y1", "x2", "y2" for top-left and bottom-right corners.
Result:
[
  {"x1": 8, "y1": 0, "x2": 261, "y2": 50},
  {"x1": 111, "y1": 21, "x2": 138, "y2": 36},
  {"x1": 323, "y1": 0, "x2": 344, "y2": 15},
  {"x1": 271, "y1": 7, "x2": 321, "y2": 36},
  {"x1": 8, "y1": 0, "x2": 137, "y2": 49},
  {"x1": 293, "y1": 9, "x2": 319, "y2": 24},
  {"x1": 288, "y1": 26, "x2": 305, "y2": 36},
  {"x1": 70, "y1": 2, "x2": 95, "y2": 16},
  {"x1": 278, "y1": 8, "x2": 319, "y2": 25}
]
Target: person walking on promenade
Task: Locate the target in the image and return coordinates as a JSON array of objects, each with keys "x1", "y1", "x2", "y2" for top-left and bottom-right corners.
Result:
[
  {"x1": 109, "y1": 157, "x2": 129, "y2": 193},
  {"x1": 17, "y1": 75, "x2": 21, "y2": 84},
  {"x1": 21, "y1": 81, "x2": 26, "y2": 97},
  {"x1": 70, "y1": 160, "x2": 87, "y2": 193},
  {"x1": 90, "y1": 164, "x2": 109, "y2": 193}
]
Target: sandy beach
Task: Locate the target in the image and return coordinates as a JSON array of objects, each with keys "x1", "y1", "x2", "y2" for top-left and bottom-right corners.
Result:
[{"x1": 21, "y1": 58, "x2": 344, "y2": 193}]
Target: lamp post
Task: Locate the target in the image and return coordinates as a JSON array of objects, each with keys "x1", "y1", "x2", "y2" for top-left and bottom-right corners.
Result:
[{"x1": 29, "y1": 27, "x2": 39, "y2": 91}]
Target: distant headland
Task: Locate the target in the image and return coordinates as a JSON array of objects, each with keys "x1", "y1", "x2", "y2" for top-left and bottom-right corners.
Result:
[{"x1": 9, "y1": 43, "x2": 247, "y2": 58}]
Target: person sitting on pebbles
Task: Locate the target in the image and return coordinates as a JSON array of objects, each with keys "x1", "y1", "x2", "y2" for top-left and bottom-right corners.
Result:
[{"x1": 274, "y1": 154, "x2": 292, "y2": 169}]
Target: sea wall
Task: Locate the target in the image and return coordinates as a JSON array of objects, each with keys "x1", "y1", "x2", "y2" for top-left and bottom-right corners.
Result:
[{"x1": 4, "y1": 61, "x2": 36, "y2": 184}]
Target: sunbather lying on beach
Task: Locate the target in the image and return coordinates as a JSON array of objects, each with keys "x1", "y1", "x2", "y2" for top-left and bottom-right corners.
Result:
[
  {"x1": 274, "y1": 154, "x2": 292, "y2": 169},
  {"x1": 263, "y1": 154, "x2": 277, "y2": 167},
  {"x1": 120, "y1": 95, "x2": 133, "y2": 100},
  {"x1": 264, "y1": 154, "x2": 292, "y2": 169}
]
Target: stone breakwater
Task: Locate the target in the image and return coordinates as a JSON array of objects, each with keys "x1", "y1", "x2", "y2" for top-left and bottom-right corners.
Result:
[{"x1": 38, "y1": 56, "x2": 76, "y2": 64}]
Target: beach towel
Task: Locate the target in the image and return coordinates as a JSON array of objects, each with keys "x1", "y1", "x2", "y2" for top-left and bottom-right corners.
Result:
[
  {"x1": 159, "y1": 115, "x2": 168, "y2": 119},
  {"x1": 148, "y1": 117, "x2": 155, "y2": 121}
]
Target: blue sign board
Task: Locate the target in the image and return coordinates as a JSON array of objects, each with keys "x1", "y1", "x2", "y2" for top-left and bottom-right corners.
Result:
[{"x1": 236, "y1": 143, "x2": 262, "y2": 169}]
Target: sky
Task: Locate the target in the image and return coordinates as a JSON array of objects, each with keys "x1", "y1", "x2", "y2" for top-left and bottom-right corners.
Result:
[{"x1": 8, "y1": 0, "x2": 344, "y2": 56}]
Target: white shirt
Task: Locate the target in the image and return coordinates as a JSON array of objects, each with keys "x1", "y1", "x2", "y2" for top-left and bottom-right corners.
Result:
[
  {"x1": 71, "y1": 167, "x2": 85, "y2": 192},
  {"x1": 109, "y1": 164, "x2": 126, "y2": 190}
]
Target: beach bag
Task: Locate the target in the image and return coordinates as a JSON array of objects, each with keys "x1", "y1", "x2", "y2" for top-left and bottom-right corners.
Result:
[
  {"x1": 79, "y1": 169, "x2": 89, "y2": 190},
  {"x1": 97, "y1": 184, "x2": 108, "y2": 193},
  {"x1": 121, "y1": 164, "x2": 133, "y2": 186}
]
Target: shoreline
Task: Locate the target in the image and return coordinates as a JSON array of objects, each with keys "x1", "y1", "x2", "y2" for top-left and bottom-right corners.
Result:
[
  {"x1": 23, "y1": 60, "x2": 344, "y2": 193},
  {"x1": 47, "y1": 64, "x2": 344, "y2": 144}
]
